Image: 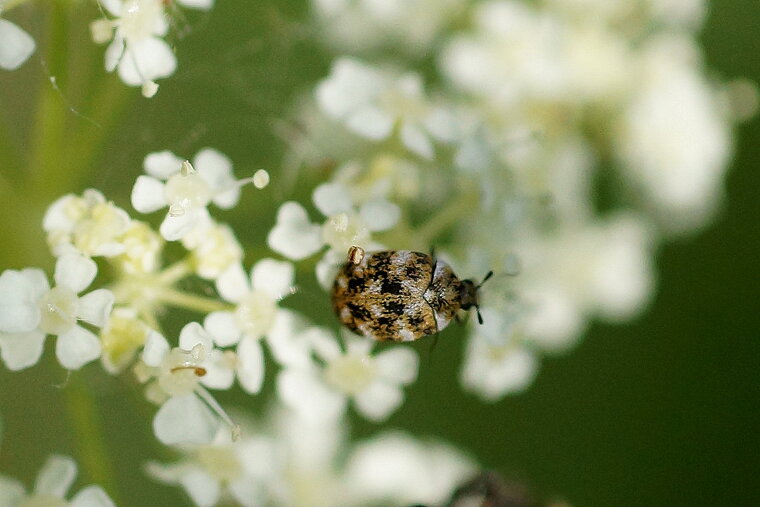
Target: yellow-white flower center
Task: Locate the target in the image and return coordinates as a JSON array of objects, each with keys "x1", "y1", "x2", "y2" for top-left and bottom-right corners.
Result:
[
  {"x1": 234, "y1": 291, "x2": 277, "y2": 339},
  {"x1": 164, "y1": 172, "x2": 212, "y2": 216},
  {"x1": 38, "y1": 286, "x2": 78, "y2": 335},
  {"x1": 73, "y1": 202, "x2": 127, "y2": 255},
  {"x1": 158, "y1": 347, "x2": 205, "y2": 396},
  {"x1": 197, "y1": 446, "x2": 243, "y2": 483},
  {"x1": 120, "y1": 0, "x2": 163, "y2": 42},
  {"x1": 324, "y1": 353, "x2": 376, "y2": 395}
]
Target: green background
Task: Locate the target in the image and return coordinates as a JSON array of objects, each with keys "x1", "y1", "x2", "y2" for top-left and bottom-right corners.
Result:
[{"x1": 0, "y1": 1, "x2": 758, "y2": 506}]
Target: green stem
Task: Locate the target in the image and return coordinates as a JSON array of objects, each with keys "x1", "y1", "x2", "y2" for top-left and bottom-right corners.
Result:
[
  {"x1": 154, "y1": 288, "x2": 233, "y2": 313},
  {"x1": 64, "y1": 373, "x2": 122, "y2": 504}
]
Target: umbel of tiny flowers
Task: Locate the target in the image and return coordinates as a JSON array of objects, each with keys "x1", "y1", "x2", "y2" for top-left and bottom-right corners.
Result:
[
  {"x1": 90, "y1": 0, "x2": 214, "y2": 96},
  {"x1": 131, "y1": 148, "x2": 269, "y2": 241},
  {"x1": 0, "y1": 253, "x2": 114, "y2": 371},
  {"x1": 0, "y1": 454, "x2": 115, "y2": 507},
  {"x1": 0, "y1": 17, "x2": 35, "y2": 70},
  {"x1": 277, "y1": 329, "x2": 419, "y2": 422}
]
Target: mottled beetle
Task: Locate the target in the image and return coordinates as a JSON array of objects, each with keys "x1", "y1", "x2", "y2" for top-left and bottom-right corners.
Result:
[{"x1": 331, "y1": 246, "x2": 492, "y2": 342}]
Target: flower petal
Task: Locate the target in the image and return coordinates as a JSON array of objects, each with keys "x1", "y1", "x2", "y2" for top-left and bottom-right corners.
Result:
[
  {"x1": 266, "y1": 310, "x2": 311, "y2": 369},
  {"x1": 353, "y1": 382, "x2": 403, "y2": 422},
  {"x1": 0, "y1": 475, "x2": 25, "y2": 506},
  {"x1": 360, "y1": 198, "x2": 401, "y2": 232},
  {"x1": 144, "y1": 150, "x2": 183, "y2": 180},
  {"x1": 177, "y1": 0, "x2": 215, "y2": 10},
  {"x1": 179, "y1": 468, "x2": 221, "y2": 507},
  {"x1": 0, "y1": 269, "x2": 46, "y2": 333},
  {"x1": 131, "y1": 175, "x2": 167, "y2": 213},
  {"x1": 374, "y1": 347, "x2": 419, "y2": 385},
  {"x1": 345, "y1": 106, "x2": 394, "y2": 140},
  {"x1": 400, "y1": 122, "x2": 434, "y2": 159},
  {"x1": 142, "y1": 330, "x2": 169, "y2": 367},
  {"x1": 56, "y1": 325, "x2": 101, "y2": 370},
  {"x1": 236, "y1": 338, "x2": 264, "y2": 394},
  {"x1": 312, "y1": 182, "x2": 353, "y2": 217},
  {"x1": 159, "y1": 211, "x2": 195, "y2": 241},
  {"x1": 0, "y1": 330, "x2": 46, "y2": 371},
  {"x1": 104, "y1": 37, "x2": 124, "y2": 73},
  {"x1": 250, "y1": 258, "x2": 294, "y2": 300},
  {"x1": 204, "y1": 311, "x2": 242, "y2": 347},
  {"x1": 178, "y1": 323, "x2": 214, "y2": 358},
  {"x1": 0, "y1": 19, "x2": 35, "y2": 71},
  {"x1": 267, "y1": 202, "x2": 323, "y2": 261},
  {"x1": 276, "y1": 368, "x2": 346, "y2": 421},
  {"x1": 193, "y1": 148, "x2": 238, "y2": 209},
  {"x1": 117, "y1": 37, "x2": 177, "y2": 86},
  {"x1": 153, "y1": 394, "x2": 219, "y2": 445},
  {"x1": 76, "y1": 289, "x2": 114, "y2": 327},
  {"x1": 215, "y1": 263, "x2": 249, "y2": 303},
  {"x1": 54, "y1": 254, "x2": 97, "y2": 294},
  {"x1": 34, "y1": 454, "x2": 77, "y2": 498},
  {"x1": 70, "y1": 485, "x2": 117, "y2": 507},
  {"x1": 199, "y1": 350, "x2": 235, "y2": 390}
]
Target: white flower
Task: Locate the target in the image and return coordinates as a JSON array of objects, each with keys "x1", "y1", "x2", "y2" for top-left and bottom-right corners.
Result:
[
  {"x1": 204, "y1": 259, "x2": 295, "y2": 393},
  {"x1": 0, "y1": 253, "x2": 114, "y2": 371},
  {"x1": 43, "y1": 189, "x2": 131, "y2": 258},
  {"x1": 0, "y1": 18, "x2": 35, "y2": 70},
  {"x1": 139, "y1": 330, "x2": 227, "y2": 445},
  {"x1": 100, "y1": 307, "x2": 153, "y2": 373},
  {"x1": 267, "y1": 184, "x2": 399, "y2": 286},
  {"x1": 316, "y1": 58, "x2": 455, "y2": 159},
  {"x1": 615, "y1": 36, "x2": 732, "y2": 232},
  {"x1": 344, "y1": 432, "x2": 476, "y2": 506},
  {"x1": 131, "y1": 149, "x2": 250, "y2": 241},
  {"x1": 460, "y1": 307, "x2": 539, "y2": 401},
  {"x1": 516, "y1": 215, "x2": 654, "y2": 352},
  {"x1": 0, "y1": 455, "x2": 115, "y2": 507},
  {"x1": 277, "y1": 330, "x2": 419, "y2": 422},
  {"x1": 113, "y1": 220, "x2": 164, "y2": 274},
  {"x1": 93, "y1": 0, "x2": 212, "y2": 89},
  {"x1": 147, "y1": 427, "x2": 278, "y2": 507}
]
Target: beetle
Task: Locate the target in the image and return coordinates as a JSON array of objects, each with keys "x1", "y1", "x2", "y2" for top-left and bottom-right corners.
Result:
[{"x1": 331, "y1": 246, "x2": 492, "y2": 342}]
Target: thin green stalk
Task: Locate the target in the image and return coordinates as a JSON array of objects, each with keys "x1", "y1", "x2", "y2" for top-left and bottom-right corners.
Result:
[
  {"x1": 414, "y1": 191, "x2": 477, "y2": 247},
  {"x1": 64, "y1": 373, "x2": 122, "y2": 504},
  {"x1": 154, "y1": 288, "x2": 233, "y2": 313}
]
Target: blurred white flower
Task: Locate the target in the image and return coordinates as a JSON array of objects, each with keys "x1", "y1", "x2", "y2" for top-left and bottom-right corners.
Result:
[
  {"x1": 131, "y1": 149, "x2": 253, "y2": 241},
  {"x1": 277, "y1": 330, "x2": 419, "y2": 422},
  {"x1": 615, "y1": 36, "x2": 732, "y2": 232},
  {"x1": 147, "y1": 428, "x2": 278, "y2": 507},
  {"x1": 0, "y1": 18, "x2": 35, "y2": 70},
  {"x1": 0, "y1": 253, "x2": 114, "y2": 371},
  {"x1": 0, "y1": 455, "x2": 115, "y2": 507},
  {"x1": 316, "y1": 58, "x2": 455, "y2": 159},
  {"x1": 182, "y1": 220, "x2": 244, "y2": 281},
  {"x1": 344, "y1": 432, "x2": 476, "y2": 506},
  {"x1": 92, "y1": 0, "x2": 213, "y2": 90}
]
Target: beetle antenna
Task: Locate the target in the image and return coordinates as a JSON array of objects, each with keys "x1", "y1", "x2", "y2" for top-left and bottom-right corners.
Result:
[
  {"x1": 476, "y1": 306, "x2": 484, "y2": 325},
  {"x1": 477, "y1": 270, "x2": 494, "y2": 289}
]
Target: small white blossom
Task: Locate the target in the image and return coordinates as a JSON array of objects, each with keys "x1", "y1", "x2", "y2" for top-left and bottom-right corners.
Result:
[
  {"x1": 460, "y1": 307, "x2": 539, "y2": 401},
  {"x1": 43, "y1": 189, "x2": 131, "y2": 258},
  {"x1": 93, "y1": 0, "x2": 212, "y2": 89},
  {"x1": 0, "y1": 253, "x2": 114, "y2": 371},
  {"x1": 0, "y1": 18, "x2": 35, "y2": 70},
  {"x1": 316, "y1": 58, "x2": 455, "y2": 159},
  {"x1": 182, "y1": 220, "x2": 244, "y2": 280},
  {"x1": 204, "y1": 259, "x2": 295, "y2": 393},
  {"x1": 267, "y1": 201, "x2": 323, "y2": 260},
  {"x1": 0, "y1": 455, "x2": 115, "y2": 507},
  {"x1": 277, "y1": 330, "x2": 419, "y2": 422},
  {"x1": 147, "y1": 427, "x2": 279, "y2": 507},
  {"x1": 131, "y1": 149, "x2": 253, "y2": 241}
]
